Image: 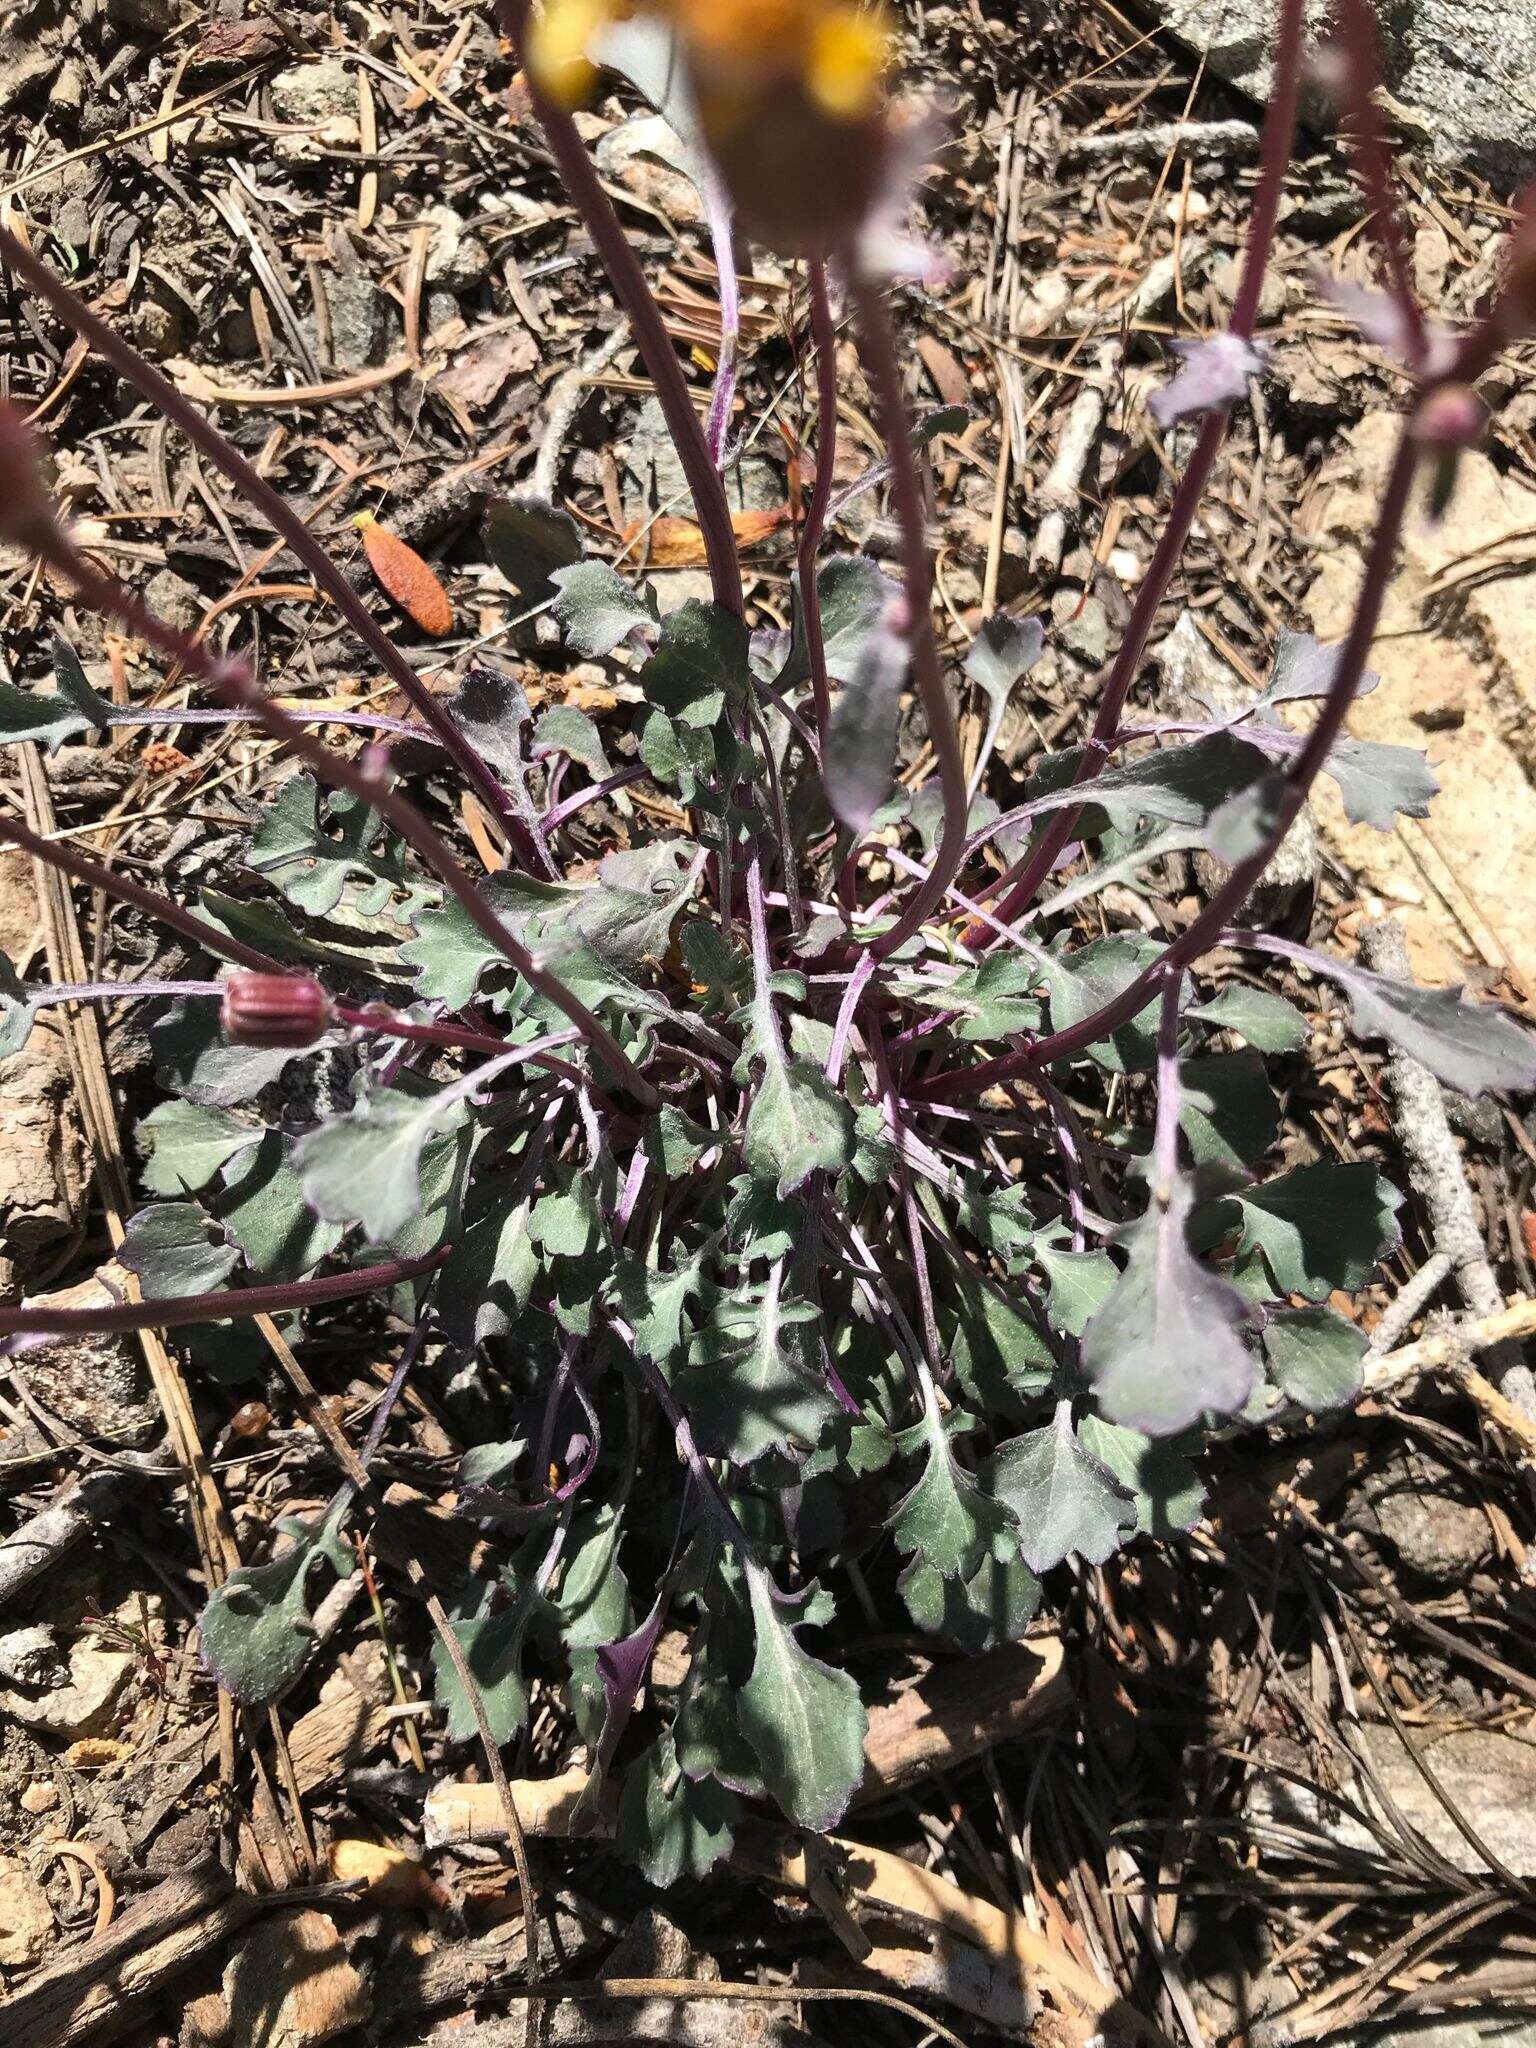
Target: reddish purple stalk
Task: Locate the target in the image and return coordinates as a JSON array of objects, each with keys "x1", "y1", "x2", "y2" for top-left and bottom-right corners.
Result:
[
  {"x1": 0, "y1": 1247, "x2": 450, "y2": 1339},
  {"x1": 1334, "y1": 0, "x2": 1428, "y2": 366},
  {"x1": 333, "y1": 1008, "x2": 591, "y2": 1089},
  {"x1": 542, "y1": 762, "x2": 647, "y2": 832},
  {"x1": 498, "y1": 0, "x2": 743, "y2": 621},
  {"x1": 919, "y1": 424, "x2": 1420, "y2": 1096},
  {"x1": 99, "y1": 702, "x2": 431, "y2": 744},
  {"x1": 963, "y1": 0, "x2": 1308, "y2": 949},
  {"x1": 846, "y1": 270, "x2": 968, "y2": 958},
  {"x1": 798, "y1": 260, "x2": 841, "y2": 752}
]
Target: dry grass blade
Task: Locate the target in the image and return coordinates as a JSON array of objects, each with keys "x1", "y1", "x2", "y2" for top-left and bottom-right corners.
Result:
[{"x1": 12, "y1": 746, "x2": 237, "y2": 1726}]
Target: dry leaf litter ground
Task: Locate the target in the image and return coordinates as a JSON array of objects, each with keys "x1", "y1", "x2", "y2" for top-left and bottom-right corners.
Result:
[{"x1": 2, "y1": 3, "x2": 1536, "y2": 2046}]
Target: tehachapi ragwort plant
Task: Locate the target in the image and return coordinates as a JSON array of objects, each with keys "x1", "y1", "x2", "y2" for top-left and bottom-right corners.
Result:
[{"x1": 3, "y1": 0, "x2": 1536, "y2": 1879}]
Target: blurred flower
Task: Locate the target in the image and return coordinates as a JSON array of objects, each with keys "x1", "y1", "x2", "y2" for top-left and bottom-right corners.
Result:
[
  {"x1": 0, "y1": 401, "x2": 62, "y2": 554},
  {"x1": 527, "y1": 0, "x2": 932, "y2": 262},
  {"x1": 1412, "y1": 384, "x2": 1487, "y2": 525}
]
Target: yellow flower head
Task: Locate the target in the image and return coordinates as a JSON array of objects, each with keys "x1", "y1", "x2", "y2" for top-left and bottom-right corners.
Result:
[
  {"x1": 526, "y1": 0, "x2": 899, "y2": 255},
  {"x1": 525, "y1": 0, "x2": 614, "y2": 106}
]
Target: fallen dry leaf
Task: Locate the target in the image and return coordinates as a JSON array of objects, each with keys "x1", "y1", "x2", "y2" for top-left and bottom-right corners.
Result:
[
  {"x1": 435, "y1": 326, "x2": 538, "y2": 412},
  {"x1": 327, "y1": 1838, "x2": 447, "y2": 1911},
  {"x1": 190, "y1": 18, "x2": 287, "y2": 66},
  {"x1": 620, "y1": 504, "x2": 789, "y2": 566},
  {"x1": 355, "y1": 514, "x2": 453, "y2": 636},
  {"x1": 915, "y1": 331, "x2": 971, "y2": 409}
]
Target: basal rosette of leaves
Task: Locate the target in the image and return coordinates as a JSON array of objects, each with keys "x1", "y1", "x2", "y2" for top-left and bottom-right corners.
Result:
[{"x1": 2, "y1": 0, "x2": 1536, "y2": 1887}]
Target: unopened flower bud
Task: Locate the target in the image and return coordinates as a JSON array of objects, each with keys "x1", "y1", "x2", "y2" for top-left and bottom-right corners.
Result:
[
  {"x1": 1412, "y1": 384, "x2": 1485, "y2": 452},
  {"x1": 221, "y1": 971, "x2": 334, "y2": 1047},
  {"x1": 0, "y1": 400, "x2": 61, "y2": 554}
]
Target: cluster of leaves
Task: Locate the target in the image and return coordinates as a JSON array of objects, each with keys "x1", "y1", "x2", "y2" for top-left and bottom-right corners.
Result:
[
  {"x1": 9, "y1": 521, "x2": 1534, "y2": 1879},
  {"x1": 7, "y1": 0, "x2": 1536, "y2": 1893}
]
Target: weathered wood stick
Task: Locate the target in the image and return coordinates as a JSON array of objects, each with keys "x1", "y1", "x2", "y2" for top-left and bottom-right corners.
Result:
[{"x1": 0, "y1": 1861, "x2": 258, "y2": 2048}]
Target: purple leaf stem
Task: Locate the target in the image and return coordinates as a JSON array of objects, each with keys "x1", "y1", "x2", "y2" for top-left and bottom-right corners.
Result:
[
  {"x1": 1150, "y1": 968, "x2": 1186, "y2": 1199},
  {"x1": 359, "y1": 1310, "x2": 437, "y2": 1469},
  {"x1": 919, "y1": 424, "x2": 1421, "y2": 1097},
  {"x1": 0, "y1": 1247, "x2": 451, "y2": 1339},
  {"x1": 1333, "y1": 0, "x2": 1428, "y2": 368},
  {"x1": 964, "y1": 0, "x2": 1308, "y2": 947},
  {"x1": 702, "y1": 170, "x2": 742, "y2": 470},
  {"x1": 19, "y1": 976, "x2": 224, "y2": 1008},
  {"x1": 845, "y1": 269, "x2": 969, "y2": 958},
  {"x1": 825, "y1": 949, "x2": 876, "y2": 1087},
  {"x1": 541, "y1": 762, "x2": 647, "y2": 833},
  {"x1": 798, "y1": 259, "x2": 841, "y2": 752},
  {"x1": 104, "y1": 702, "x2": 433, "y2": 743}
]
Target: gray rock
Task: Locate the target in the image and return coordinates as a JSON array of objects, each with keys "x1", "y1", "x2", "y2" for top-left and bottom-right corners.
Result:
[
  {"x1": 0, "y1": 1630, "x2": 136, "y2": 1740},
  {"x1": 319, "y1": 270, "x2": 387, "y2": 369},
  {"x1": 1345, "y1": 1452, "x2": 1494, "y2": 1581},
  {"x1": 14, "y1": 1327, "x2": 160, "y2": 1450},
  {"x1": 648, "y1": 568, "x2": 717, "y2": 615},
  {"x1": 144, "y1": 568, "x2": 203, "y2": 637},
  {"x1": 1051, "y1": 588, "x2": 1111, "y2": 667},
  {"x1": 270, "y1": 57, "x2": 354, "y2": 128},
  {"x1": 1250, "y1": 1722, "x2": 1536, "y2": 1877},
  {"x1": 105, "y1": 0, "x2": 181, "y2": 33},
  {"x1": 1445, "y1": 1088, "x2": 1505, "y2": 1146},
  {"x1": 0, "y1": 1625, "x2": 67, "y2": 1687},
  {"x1": 419, "y1": 204, "x2": 492, "y2": 292},
  {"x1": 0, "y1": 1858, "x2": 52, "y2": 1970},
  {"x1": 132, "y1": 278, "x2": 188, "y2": 360},
  {"x1": 1158, "y1": 0, "x2": 1536, "y2": 184}
]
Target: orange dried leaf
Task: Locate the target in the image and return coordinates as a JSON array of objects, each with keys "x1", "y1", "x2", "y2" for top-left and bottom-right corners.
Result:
[
  {"x1": 355, "y1": 512, "x2": 453, "y2": 635},
  {"x1": 328, "y1": 1838, "x2": 446, "y2": 1910},
  {"x1": 619, "y1": 504, "x2": 789, "y2": 567},
  {"x1": 729, "y1": 504, "x2": 790, "y2": 550}
]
